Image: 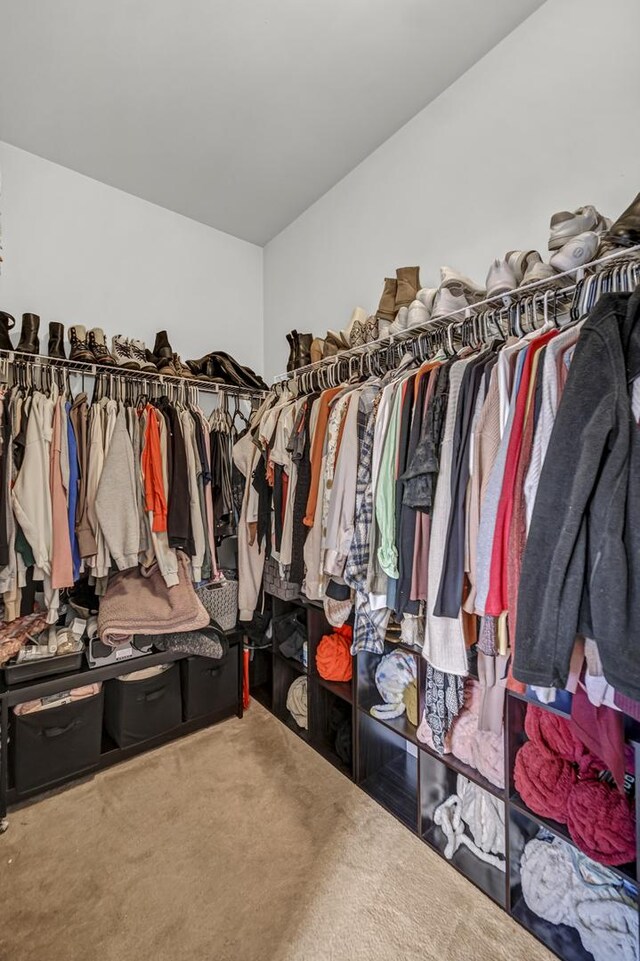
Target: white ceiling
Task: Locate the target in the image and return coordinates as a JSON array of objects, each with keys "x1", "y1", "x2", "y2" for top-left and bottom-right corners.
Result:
[{"x1": 0, "y1": 0, "x2": 545, "y2": 245}]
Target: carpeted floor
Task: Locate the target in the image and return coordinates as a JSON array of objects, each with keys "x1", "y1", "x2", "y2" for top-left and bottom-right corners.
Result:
[{"x1": 0, "y1": 702, "x2": 553, "y2": 961}]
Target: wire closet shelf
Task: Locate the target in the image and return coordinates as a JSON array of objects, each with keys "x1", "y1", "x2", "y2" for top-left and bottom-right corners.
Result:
[
  {"x1": 274, "y1": 245, "x2": 640, "y2": 390},
  {"x1": 0, "y1": 348, "x2": 268, "y2": 402}
]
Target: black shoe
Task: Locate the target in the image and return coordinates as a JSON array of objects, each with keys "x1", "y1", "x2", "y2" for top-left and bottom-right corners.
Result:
[{"x1": 16, "y1": 313, "x2": 40, "y2": 354}]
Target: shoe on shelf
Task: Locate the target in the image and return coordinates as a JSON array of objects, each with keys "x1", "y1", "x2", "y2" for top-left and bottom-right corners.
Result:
[
  {"x1": 521, "y1": 260, "x2": 558, "y2": 286},
  {"x1": 111, "y1": 334, "x2": 139, "y2": 369},
  {"x1": 364, "y1": 315, "x2": 379, "y2": 343},
  {"x1": 48, "y1": 322, "x2": 66, "y2": 360},
  {"x1": 506, "y1": 250, "x2": 542, "y2": 285},
  {"x1": 549, "y1": 231, "x2": 600, "y2": 273},
  {"x1": 286, "y1": 330, "x2": 313, "y2": 371},
  {"x1": 416, "y1": 288, "x2": 437, "y2": 313},
  {"x1": 407, "y1": 299, "x2": 430, "y2": 329},
  {"x1": 324, "y1": 330, "x2": 347, "y2": 354},
  {"x1": 16, "y1": 313, "x2": 40, "y2": 355},
  {"x1": 389, "y1": 305, "x2": 409, "y2": 336},
  {"x1": 173, "y1": 353, "x2": 202, "y2": 379},
  {"x1": 88, "y1": 328, "x2": 116, "y2": 366},
  {"x1": 129, "y1": 339, "x2": 157, "y2": 372},
  {"x1": 486, "y1": 258, "x2": 517, "y2": 297},
  {"x1": 377, "y1": 318, "x2": 392, "y2": 339},
  {"x1": 152, "y1": 330, "x2": 175, "y2": 369},
  {"x1": 376, "y1": 278, "x2": 398, "y2": 324},
  {"x1": 310, "y1": 338, "x2": 325, "y2": 364},
  {"x1": 0, "y1": 311, "x2": 15, "y2": 352},
  {"x1": 605, "y1": 192, "x2": 640, "y2": 249},
  {"x1": 439, "y1": 267, "x2": 485, "y2": 300},
  {"x1": 348, "y1": 307, "x2": 368, "y2": 348},
  {"x1": 186, "y1": 351, "x2": 267, "y2": 390},
  {"x1": 395, "y1": 267, "x2": 421, "y2": 309},
  {"x1": 322, "y1": 338, "x2": 339, "y2": 359},
  {"x1": 68, "y1": 325, "x2": 94, "y2": 363},
  {"x1": 431, "y1": 284, "x2": 472, "y2": 322},
  {"x1": 548, "y1": 205, "x2": 610, "y2": 251}
]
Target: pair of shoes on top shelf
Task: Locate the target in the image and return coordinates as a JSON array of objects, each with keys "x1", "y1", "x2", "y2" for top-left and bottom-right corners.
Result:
[
  {"x1": 0, "y1": 312, "x2": 69, "y2": 359},
  {"x1": 376, "y1": 266, "x2": 421, "y2": 337},
  {"x1": 186, "y1": 350, "x2": 267, "y2": 390},
  {"x1": 548, "y1": 205, "x2": 611, "y2": 272}
]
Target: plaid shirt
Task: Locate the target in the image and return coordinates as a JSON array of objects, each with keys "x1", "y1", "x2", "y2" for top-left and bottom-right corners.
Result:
[{"x1": 344, "y1": 387, "x2": 390, "y2": 654}]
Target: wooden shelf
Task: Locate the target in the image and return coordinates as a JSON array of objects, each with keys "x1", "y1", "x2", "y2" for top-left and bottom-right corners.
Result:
[
  {"x1": 317, "y1": 676, "x2": 353, "y2": 705},
  {"x1": 509, "y1": 793, "x2": 636, "y2": 884},
  {"x1": 360, "y1": 753, "x2": 418, "y2": 832},
  {"x1": 418, "y1": 741, "x2": 505, "y2": 800}
]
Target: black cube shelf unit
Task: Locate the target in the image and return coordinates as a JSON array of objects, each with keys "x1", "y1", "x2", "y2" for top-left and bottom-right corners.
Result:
[{"x1": 255, "y1": 591, "x2": 640, "y2": 961}]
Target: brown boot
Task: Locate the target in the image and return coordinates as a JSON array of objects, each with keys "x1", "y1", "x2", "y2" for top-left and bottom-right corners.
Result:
[
  {"x1": 310, "y1": 338, "x2": 325, "y2": 364},
  {"x1": 152, "y1": 330, "x2": 175, "y2": 372},
  {"x1": 88, "y1": 328, "x2": 116, "y2": 365},
  {"x1": 395, "y1": 267, "x2": 420, "y2": 309},
  {"x1": 68, "y1": 325, "x2": 94, "y2": 363},
  {"x1": 16, "y1": 313, "x2": 40, "y2": 354},
  {"x1": 48, "y1": 322, "x2": 66, "y2": 359},
  {"x1": 606, "y1": 192, "x2": 640, "y2": 248},
  {"x1": 376, "y1": 278, "x2": 397, "y2": 323},
  {"x1": 0, "y1": 312, "x2": 15, "y2": 352}
]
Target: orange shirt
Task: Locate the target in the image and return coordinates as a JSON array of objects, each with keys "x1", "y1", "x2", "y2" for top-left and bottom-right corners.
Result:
[
  {"x1": 303, "y1": 387, "x2": 341, "y2": 526},
  {"x1": 141, "y1": 406, "x2": 167, "y2": 533}
]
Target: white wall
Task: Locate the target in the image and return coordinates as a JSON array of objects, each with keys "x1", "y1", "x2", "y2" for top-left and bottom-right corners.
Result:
[
  {"x1": 263, "y1": 0, "x2": 640, "y2": 380},
  {"x1": 0, "y1": 142, "x2": 264, "y2": 374}
]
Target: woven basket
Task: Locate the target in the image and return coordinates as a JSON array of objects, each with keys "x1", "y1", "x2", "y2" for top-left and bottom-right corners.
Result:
[
  {"x1": 263, "y1": 556, "x2": 300, "y2": 602},
  {"x1": 196, "y1": 577, "x2": 238, "y2": 632}
]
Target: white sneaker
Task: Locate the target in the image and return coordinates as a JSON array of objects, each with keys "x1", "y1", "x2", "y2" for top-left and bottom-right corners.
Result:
[
  {"x1": 486, "y1": 258, "x2": 517, "y2": 296},
  {"x1": 521, "y1": 261, "x2": 558, "y2": 286},
  {"x1": 407, "y1": 299, "x2": 430, "y2": 328},
  {"x1": 111, "y1": 335, "x2": 139, "y2": 369},
  {"x1": 439, "y1": 266, "x2": 485, "y2": 298},
  {"x1": 130, "y1": 339, "x2": 157, "y2": 372},
  {"x1": 548, "y1": 205, "x2": 609, "y2": 251},
  {"x1": 549, "y1": 231, "x2": 600, "y2": 272},
  {"x1": 389, "y1": 306, "x2": 409, "y2": 336},
  {"x1": 416, "y1": 287, "x2": 437, "y2": 312},
  {"x1": 506, "y1": 250, "x2": 542, "y2": 284},
  {"x1": 378, "y1": 318, "x2": 392, "y2": 339},
  {"x1": 431, "y1": 285, "x2": 471, "y2": 322}
]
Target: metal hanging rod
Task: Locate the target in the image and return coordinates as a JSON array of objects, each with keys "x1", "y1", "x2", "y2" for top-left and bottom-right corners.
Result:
[
  {"x1": 274, "y1": 244, "x2": 640, "y2": 384},
  {"x1": 0, "y1": 349, "x2": 267, "y2": 398}
]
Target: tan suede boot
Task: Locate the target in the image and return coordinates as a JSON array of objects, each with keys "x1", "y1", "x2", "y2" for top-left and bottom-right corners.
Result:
[
  {"x1": 376, "y1": 278, "x2": 397, "y2": 323},
  {"x1": 395, "y1": 266, "x2": 421, "y2": 309},
  {"x1": 310, "y1": 338, "x2": 325, "y2": 364}
]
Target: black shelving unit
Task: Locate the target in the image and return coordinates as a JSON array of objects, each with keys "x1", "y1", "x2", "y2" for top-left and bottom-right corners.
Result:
[
  {"x1": 0, "y1": 632, "x2": 243, "y2": 828},
  {"x1": 257, "y1": 590, "x2": 640, "y2": 961}
]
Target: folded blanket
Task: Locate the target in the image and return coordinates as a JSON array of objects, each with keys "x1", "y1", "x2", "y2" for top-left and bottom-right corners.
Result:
[{"x1": 97, "y1": 552, "x2": 209, "y2": 645}]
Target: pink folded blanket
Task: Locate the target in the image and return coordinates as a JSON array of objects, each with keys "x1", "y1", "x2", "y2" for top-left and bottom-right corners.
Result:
[{"x1": 97, "y1": 552, "x2": 209, "y2": 645}]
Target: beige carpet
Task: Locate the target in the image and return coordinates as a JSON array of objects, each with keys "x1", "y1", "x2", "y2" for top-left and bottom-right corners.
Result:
[{"x1": 0, "y1": 702, "x2": 553, "y2": 961}]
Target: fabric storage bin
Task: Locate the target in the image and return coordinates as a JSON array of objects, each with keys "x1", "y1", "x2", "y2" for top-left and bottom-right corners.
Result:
[
  {"x1": 13, "y1": 687, "x2": 104, "y2": 796},
  {"x1": 180, "y1": 652, "x2": 238, "y2": 721},
  {"x1": 104, "y1": 663, "x2": 182, "y2": 748},
  {"x1": 263, "y1": 556, "x2": 300, "y2": 601}
]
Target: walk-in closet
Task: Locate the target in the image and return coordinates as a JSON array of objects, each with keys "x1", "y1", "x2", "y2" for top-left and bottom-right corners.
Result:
[{"x1": 1, "y1": 1, "x2": 640, "y2": 959}]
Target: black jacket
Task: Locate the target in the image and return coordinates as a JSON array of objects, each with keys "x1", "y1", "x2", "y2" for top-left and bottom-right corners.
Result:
[{"x1": 514, "y1": 291, "x2": 640, "y2": 699}]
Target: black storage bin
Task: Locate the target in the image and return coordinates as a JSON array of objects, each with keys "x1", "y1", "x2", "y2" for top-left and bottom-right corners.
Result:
[
  {"x1": 104, "y1": 664, "x2": 182, "y2": 748},
  {"x1": 13, "y1": 687, "x2": 104, "y2": 796},
  {"x1": 180, "y1": 652, "x2": 238, "y2": 721}
]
